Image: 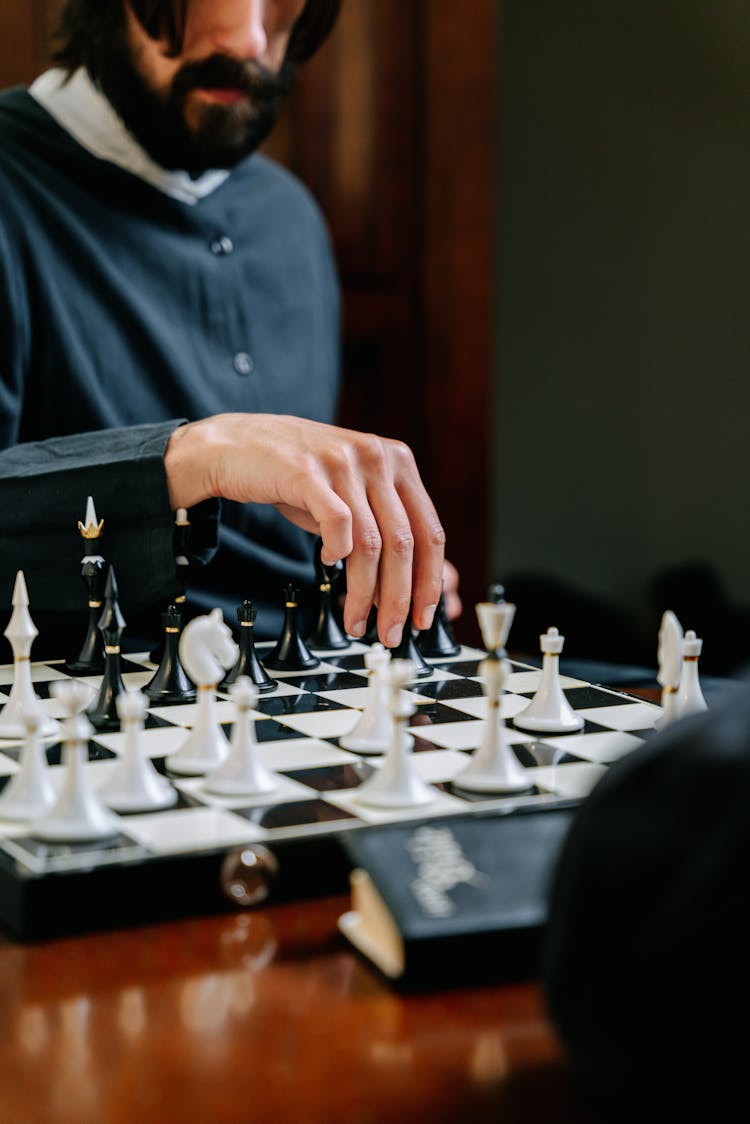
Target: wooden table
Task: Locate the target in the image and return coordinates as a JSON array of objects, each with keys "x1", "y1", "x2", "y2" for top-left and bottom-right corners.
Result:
[
  {"x1": 0, "y1": 893, "x2": 603, "y2": 1124},
  {"x1": 4, "y1": 660, "x2": 649, "y2": 1122}
]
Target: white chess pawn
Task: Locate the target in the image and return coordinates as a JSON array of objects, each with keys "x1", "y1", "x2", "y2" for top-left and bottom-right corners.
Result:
[
  {"x1": 673, "y1": 630, "x2": 708, "y2": 720},
  {"x1": 0, "y1": 571, "x2": 59, "y2": 740},
  {"x1": 166, "y1": 609, "x2": 239, "y2": 775},
  {"x1": 656, "y1": 609, "x2": 684, "y2": 728},
  {"x1": 0, "y1": 706, "x2": 55, "y2": 820},
  {"x1": 339, "y1": 644, "x2": 413, "y2": 754},
  {"x1": 31, "y1": 680, "x2": 119, "y2": 843},
  {"x1": 354, "y1": 659, "x2": 435, "y2": 809},
  {"x1": 98, "y1": 690, "x2": 177, "y2": 812},
  {"x1": 453, "y1": 653, "x2": 531, "y2": 794},
  {"x1": 204, "y1": 677, "x2": 277, "y2": 797},
  {"x1": 476, "y1": 599, "x2": 516, "y2": 657},
  {"x1": 513, "y1": 627, "x2": 584, "y2": 734}
]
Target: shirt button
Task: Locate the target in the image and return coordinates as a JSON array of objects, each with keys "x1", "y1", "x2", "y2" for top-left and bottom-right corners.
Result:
[
  {"x1": 233, "y1": 351, "x2": 255, "y2": 376},
  {"x1": 210, "y1": 235, "x2": 234, "y2": 256}
]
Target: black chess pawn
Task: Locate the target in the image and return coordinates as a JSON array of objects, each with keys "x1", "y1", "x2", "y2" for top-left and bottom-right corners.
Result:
[
  {"x1": 223, "y1": 601, "x2": 277, "y2": 692},
  {"x1": 416, "y1": 593, "x2": 460, "y2": 658},
  {"x1": 487, "y1": 582, "x2": 506, "y2": 604},
  {"x1": 363, "y1": 606, "x2": 380, "y2": 646},
  {"x1": 388, "y1": 609, "x2": 432, "y2": 677},
  {"x1": 86, "y1": 567, "x2": 127, "y2": 731},
  {"x1": 308, "y1": 540, "x2": 348, "y2": 650},
  {"x1": 144, "y1": 604, "x2": 196, "y2": 704},
  {"x1": 66, "y1": 497, "x2": 107, "y2": 674},
  {"x1": 263, "y1": 585, "x2": 320, "y2": 672},
  {"x1": 150, "y1": 508, "x2": 191, "y2": 663}
]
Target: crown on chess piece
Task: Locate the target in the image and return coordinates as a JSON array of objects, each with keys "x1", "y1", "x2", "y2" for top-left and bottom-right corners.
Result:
[{"x1": 77, "y1": 495, "x2": 104, "y2": 539}]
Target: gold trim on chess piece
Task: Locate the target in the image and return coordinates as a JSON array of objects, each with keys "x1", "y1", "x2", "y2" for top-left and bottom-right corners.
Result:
[{"x1": 78, "y1": 518, "x2": 104, "y2": 539}]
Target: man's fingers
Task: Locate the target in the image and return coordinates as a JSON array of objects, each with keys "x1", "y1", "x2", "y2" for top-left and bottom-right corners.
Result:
[
  {"x1": 271, "y1": 427, "x2": 448, "y2": 645},
  {"x1": 394, "y1": 469, "x2": 446, "y2": 632},
  {"x1": 294, "y1": 477, "x2": 354, "y2": 568},
  {"x1": 365, "y1": 489, "x2": 415, "y2": 648},
  {"x1": 442, "y1": 559, "x2": 462, "y2": 621}
]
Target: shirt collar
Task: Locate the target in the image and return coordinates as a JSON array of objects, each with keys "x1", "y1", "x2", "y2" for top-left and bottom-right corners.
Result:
[{"x1": 29, "y1": 67, "x2": 230, "y2": 206}]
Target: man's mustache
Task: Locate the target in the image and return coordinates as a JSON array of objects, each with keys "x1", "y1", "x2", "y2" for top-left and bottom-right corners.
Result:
[{"x1": 171, "y1": 54, "x2": 293, "y2": 100}]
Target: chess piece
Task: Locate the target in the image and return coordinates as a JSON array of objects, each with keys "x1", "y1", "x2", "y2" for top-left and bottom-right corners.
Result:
[
  {"x1": 340, "y1": 644, "x2": 413, "y2": 754},
  {"x1": 487, "y1": 582, "x2": 506, "y2": 604},
  {"x1": 222, "y1": 601, "x2": 276, "y2": 693},
  {"x1": 165, "y1": 609, "x2": 238, "y2": 775},
  {"x1": 0, "y1": 706, "x2": 55, "y2": 820},
  {"x1": 363, "y1": 607, "x2": 380, "y2": 646},
  {"x1": 99, "y1": 690, "x2": 177, "y2": 812},
  {"x1": 86, "y1": 567, "x2": 127, "y2": 732},
  {"x1": 66, "y1": 495, "x2": 107, "y2": 674},
  {"x1": 308, "y1": 540, "x2": 348, "y2": 650},
  {"x1": 354, "y1": 659, "x2": 435, "y2": 808},
  {"x1": 150, "y1": 507, "x2": 191, "y2": 663},
  {"x1": 453, "y1": 600, "x2": 531, "y2": 794},
  {"x1": 204, "y1": 677, "x2": 277, "y2": 796},
  {"x1": 0, "y1": 571, "x2": 59, "y2": 740},
  {"x1": 513, "y1": 627, "x2": 584, "y2": 734},
  {"x1": 144, "y1": 603, "x2": 196, "y2": 704},
  {"x1": 674, "y1": 630, "x2": 708, "y2": 720},
  {"x1": 656, "y1": 610, "x2": 684, "y2": 728},
  {"x1": 416, "y1": 592, "x2": 460, "y2": 658},
  {"x1": 31, "y1": 680, "x2": 119, "y2": 843},
  {"x1": 388, "y1": 609, "x2": 431, "y2": 678},
  {"x1": 263, "y1": 585, "x2": 320, "y2": 671}
]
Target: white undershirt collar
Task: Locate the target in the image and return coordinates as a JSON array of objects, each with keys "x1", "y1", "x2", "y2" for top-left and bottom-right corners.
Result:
[{"x1": 29, "y1": 67, "x2": 230, "y2": 206}]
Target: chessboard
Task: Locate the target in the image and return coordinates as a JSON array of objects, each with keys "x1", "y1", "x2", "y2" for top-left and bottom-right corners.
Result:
[{"x1": 0, "y1": 639, "x2": 662, "y2": 940}]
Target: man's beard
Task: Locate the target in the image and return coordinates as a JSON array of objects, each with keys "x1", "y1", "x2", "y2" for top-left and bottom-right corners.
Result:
[{"x1": 94, "y1": 33, "x2": 295, "y2": 176}]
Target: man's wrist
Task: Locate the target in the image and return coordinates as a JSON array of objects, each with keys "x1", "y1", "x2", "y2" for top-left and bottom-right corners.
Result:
[{"x1": 164, "y1": 420, "x2": 215, "y2": 510}]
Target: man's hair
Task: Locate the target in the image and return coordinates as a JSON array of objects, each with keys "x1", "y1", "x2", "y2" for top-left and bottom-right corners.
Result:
[{"x1": 52, "y1": 0, "x2": 341, "y2": 79}]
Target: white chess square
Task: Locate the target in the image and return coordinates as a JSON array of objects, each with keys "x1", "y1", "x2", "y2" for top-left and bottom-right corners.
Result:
[
  {"x1": 503, "y1": 670, "x2": 587, "y2": 693},
  {"x1": 440, "y1": 693, "x2": 532, "y2": 721},
  {"x1": 408, "y1": 719, "x2": 533, "y2": 752},
  {"x1": 149, "y1": 699, "x2": 238, "y2": 728},
  {"x1": 541, "y1": 730, "x2": 643, "y2": 764},
  {"x1": 94, "y1": 725, "x2": 190, "y2": 759},
  {"x1": 175, "y1": 773, "x2": 316, "y2": 809},
  {"x1": 527, "y1": 761, "x2": 606, "y2": 799},
  {"x1": 577, "y1": 703, "x2": 661, "y2": 732},
  {"x1": 316, "y1": 686, "x2": 434, "y2": 709},
  {"x1": 256, "y1": 738, "x2": 360, "y2": 770},
  {"x1": 324, "y1": 786, "x2": 466, "y2": 824},
  {"x1": 0, "y1": 663, "x2": 72, "y2": 687},
  {"x1": 122, "y1": 806, "x2": 265, "y2": 854},
  {"x1": 271, "y1": 709, "x2": 364, "y2": 740}
]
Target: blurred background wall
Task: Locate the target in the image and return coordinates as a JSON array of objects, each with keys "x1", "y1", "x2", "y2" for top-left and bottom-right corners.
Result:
[{"x1": 494, "y1": 0, "x2": 750, "y2": 671}]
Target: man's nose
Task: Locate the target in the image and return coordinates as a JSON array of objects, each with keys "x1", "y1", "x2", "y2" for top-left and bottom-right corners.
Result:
[{"x1": 206, "y1": 0, "x2": 269, "y2": 60}]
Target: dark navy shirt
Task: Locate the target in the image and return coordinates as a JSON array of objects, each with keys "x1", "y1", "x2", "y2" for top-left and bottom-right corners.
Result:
[{"x1": 0, "y1": 88, "x2": 340, "y2": 650}]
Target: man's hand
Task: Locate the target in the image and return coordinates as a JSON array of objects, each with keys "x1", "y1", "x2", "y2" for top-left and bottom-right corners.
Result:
[
  {"x1": 165, "y1": 413, "x2": 447, "y2": 647},
  {"x1": 442, "y1": 558, "x2": 462, "y2": 622}
]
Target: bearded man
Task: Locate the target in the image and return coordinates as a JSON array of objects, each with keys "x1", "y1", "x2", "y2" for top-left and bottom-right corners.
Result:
[{"x1": 0, "y1": 1, "x2": 458, "y2": 653}]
